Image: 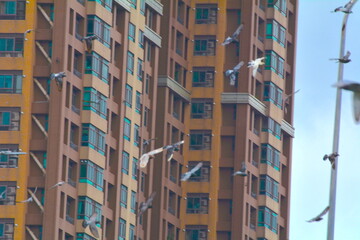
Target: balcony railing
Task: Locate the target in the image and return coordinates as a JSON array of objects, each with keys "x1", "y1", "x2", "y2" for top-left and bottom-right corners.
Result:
[{"x1": 0, "y1": 52, "x2": 22, "y2": 57}]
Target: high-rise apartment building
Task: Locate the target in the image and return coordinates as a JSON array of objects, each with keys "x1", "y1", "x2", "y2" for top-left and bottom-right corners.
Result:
[{"x1": 0, "y1": 0, "x2": 297, "y2": 240}]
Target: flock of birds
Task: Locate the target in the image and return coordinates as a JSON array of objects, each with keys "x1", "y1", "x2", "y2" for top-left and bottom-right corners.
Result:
[{"x1": 306, "y1": 0, "x2": 358, "y2": 224}]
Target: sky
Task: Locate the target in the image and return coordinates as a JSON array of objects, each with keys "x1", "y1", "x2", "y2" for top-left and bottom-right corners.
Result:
[{"x1": 290, "y1": 0, "x2": 360, "y2": 239}]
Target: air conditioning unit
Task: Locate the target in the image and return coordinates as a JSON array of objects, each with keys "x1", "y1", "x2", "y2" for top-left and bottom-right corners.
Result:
[
  {"x1": 207, "y1": 41, "x2": 215, "y2": 48},
  {"x1": 4, "y1": 223, "x2": 14, "y2": 232},
  {"x1": 204, "y1": 104, "x2": 212, "y2": 111},
  {"x1": 11, "y1": 112, "x2": 20, "y2": 120},
  {"x1": 199, "y1": 231, "x2": 207, "y2": 239},
  {"x1": 203, "y1": 135, "x2": 211, "y2": 143},
  {"x1": 7, "y1": 187, "x2": 16, "y2": 195},
  {"x1": 202, "y1": 168, "x2": 209, "y2": 174},
  {"x1": 200, "y1": 199, "x2": 208, "y2": 206},
  {"x1": 205, "y1": 72, "x2": 214, "y2": 80}
]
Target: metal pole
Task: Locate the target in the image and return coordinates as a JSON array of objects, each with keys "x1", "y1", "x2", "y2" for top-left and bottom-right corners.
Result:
[{"x1": 327, "y1": 1, "x2": 357, "y2": 239}]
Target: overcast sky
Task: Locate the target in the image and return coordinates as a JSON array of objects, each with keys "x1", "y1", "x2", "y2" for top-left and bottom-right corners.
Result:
[{"x1": 290, "y1": 0, "x2": 360, "y2": 239}]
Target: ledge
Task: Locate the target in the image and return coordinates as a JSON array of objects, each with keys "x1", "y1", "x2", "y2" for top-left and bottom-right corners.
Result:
[
  {"x1": 145, "y1": 0, "x2": 163, "y2": 15},
  {"x1": 114, "y1": 0, "x2": 131, "y2": 11},
  {"x1": 144, "y1": 25, "x2": 162, "y2": 48},
  {"x1": 281, "y1": 119, "x2": 295, "y2": 137},
  {"x1": 158, "y1": 75, "x2": 190, "y2": 102},
  {"x1": 221, "y1": 93, "x2": 267, "y2": 115}
]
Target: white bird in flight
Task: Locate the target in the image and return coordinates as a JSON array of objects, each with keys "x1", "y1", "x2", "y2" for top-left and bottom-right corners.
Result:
[
  {"x1": 139, "y1": 147, "x2": 164, "y2": 168},
  {"x1": 333, "y1": 80, "x2": 360, "y2": 123},
  {"x1": 247, "y1": 57, "x2": 265, "y2": 78},
  {"x1": 233, "y1": 162, "x2": 247, "y2": 176},
  {"x1": 48, "y1": 181, "x2": 66, "y2": 190},
  {"x1": 225, "y1": 61, "x2": 244, "y2": 86},
  {"x1": 307, "y1": 206, "x2": 330, "y2": 222},
  {"x1": 283, "y1": 89, "x2": 300, "y2": 114},
  {"x1": 82, "y1": 212, "x2": 100, "y2": 238},
  {"x1": 222, "y1": 24, "x2": 243, "y2": 46},
  {"x1": 181, "y1": 162, "x2": 203, "y2": 181},
  {"x1": 50, "y1": 72, "x2": 66, "y2": 92}
]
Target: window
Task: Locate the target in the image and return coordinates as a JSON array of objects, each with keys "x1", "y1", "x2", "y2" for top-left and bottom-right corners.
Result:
[
  {"x1": 143, "y1": 107, "x2": 149, "y2": 127},
  {"x1": 76, "y1": 233, "x2": 97, "y2": 240},
  {"x1": 140, "y1": 0, "x2": 145, "y2": 14},
  {"x1": 195, "y1": 4, "x2": 217, "y2": 24},
  {"x1": 122, "y1": 151, "x2": 129, "y2": 174},
  {"x1": 128, "y1": 22, "x2": 135, "y2": 42},
  {"x1": 258, "y1": 206, "x2": 278, "y2": 233},
  {"x1": 266, "y1": 20, "x2": 286, "y2": 47},
  {"x1": 259, "y1": 175, "x2": 279, "y2": 202},
  {"x1": 268, "y1": 0, "x2": 286, "y2": 16},
  {"x1": 88, "y1": 0, "x2": 112, "y2": 11},
  {"x1": 127, "y1": 51, "x2": 134, "y2": 74},
  {"x1": 127, "y1": 0, "x2": 136, "y2": 9},
  {"x1": 261, "y1": 144, "x2": 280, "y2": 171},
  {"x1": 264, "y1": 82, "x2": 282, "y2": 108},
  {"x1": 140, "y1": 172, "x2": 145, "y2": 192},
  {"x1": 132, "y1": 157, "x2": 138, "y2": 180},
  {"x1": 87, "y1": 15, "x2": 110, "y2": 47},
  {"x1": 0, "y1": 107, "x2": 20, "y2": 131},
  {"x1": 0, "y1": 35, "x2": 23, "y2": 57},
  {"x1": 85, "y1": 51, "x2": 109, "y2": 83},
  {"x1": 134, "y1": 124, "x2": 140, "y2": 147},
  {"x1": 187, "y1": 161, "x2": 210, "y2": 182},
  {"x1": 191, "y1": 99, "x2": 213, "y2": 119},
  {"x1": 0, "y1": 1, "x2": 26, "y2": 20},
  {"x1": 189, "y1": 130, "x2": 212, "y2": 150},
  {"x1": 265, "y1": 50, "x2": 284, "y2": 78},
  {"x1": 137, "y1": 58, "x2": 143, "y2": 80},
  {"x1": 192, "y1": 67, "x2": 214, "y2": 87},
  {"x1": 79, "y1": 160, "x2": 104, "y2": 191},
  {"x1": 120, "y1": 185, "x2": 128, "y2": 208},
  {"x1": 186, "y1": 193, "x2": 209, "y2": 214},
  {"x1": 138, "y1": 29, "x2": 144, "y2": 48},
  {"x1": 0, "y1": 182, "x2": 16, "y2": 205},
  {"x1": 130, "y1": 191, "x2": 136, "y2": 213},
  {"x1": 0, "y1": 144, "x2": 21, "y2": 168},
  {"x1": 0, "y1": 72, "x2": 22, "y2": 93},
  {"x1": 83, "y1": 87, "x2": 107, "y2": 119},
  {"x1": 125, "y1": 84, "x2": 133, "y2": 107},
  {"x1": 81, "y1": 124, "x2": 106, "y2": 155},
  {"x1": 262, "y1": 117, "x2": 281, "y2": 139},
  {"x1": 123, "y1": 118, "x2": 131, "y2": 141},
  {"x1": 129, "y1": 224, "x2": 135, "y2": 240},
  {"x1": 185, "y1": 225, "x2": 208, "y2": 240},
  {"x1": 77, "y1": 196, "x2": 102, "y2": 223},
  {"x1": 135, "y1": 91, "x2": 141, "y2": 114},
  {"x1": 0, "y1": 218, "x2": 14, "y2": 239},
  {"x1": 119, "y1": 218, "x2": 126, "y2": 240},
  {"x1": 194, "y1": 36, "x2": 216, "y2": 56}
]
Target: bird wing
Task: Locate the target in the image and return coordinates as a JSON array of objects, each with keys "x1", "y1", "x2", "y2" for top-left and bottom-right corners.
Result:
[
  {"x1": 307, "y1": 206, "x2": 330, "y2": 222},
  {"x1": 139, "y1": 154, "x2": 150, "y2": 168},
  {"x1": 89, "y1": 223, "x2": 100, "y2": 238},
  {"x1": 173, "y1": 140, "x2": 185, "y2": 147},
  {"x1": 229, "y1": 74, "x2": 236, "y2": 86},
  {"x1": 148, "y1": 147, "x2": 165, "y2": 155},
  {"x1": 180, "y1": 172, "x2": 191, "y2": 181},
  {"x1": 189, "y1": 162, "x2": 203, "y2": 174},
  {"x1": 252, "y1": 65, "x2": 259, "y2": 77},
  {"x1": 233, "y1": 61, "x2": 244, "y2": 72},
  {"x1": 333, "y1": 80, "x2": 360, "y2": 91},
  {"x1": 166, "y1": 148, "x2": 174, "y2": 162},
  {"x1": 221, "y1": 37, "x2": 232, "y2": 46},
  {"x1": 344, "y1": 51, "x2": 351, "y2": 59},
  {"x1": 232, "y1": 24, "x2": 244, "y2": 38},
  {"x1": 255, "y1": 57, "x2": 266, "y2": 65},
  {"x1": 146, "y1": 192, "x2": 156, "y2": 205},
  {"x1": 50, "y1": 73, "x2": 55, "y2": 81},
  {"x1": 353, "y1": 92, "x2": 360, "y2": 123},
  {"x1": 240, "y1": 162, "x2": 247, "y2": 172},
  {"x1": 33, "y1": 186, "x2": 38, "y2": 195},
  {"x1": 225, "y1": 70, "x2": 233, "y2": 77},
  {"x1": 345, "y1": 0, "x2": 354, "y2": 9},
  {"x1": 89, "y1": 212, "x2": 98, "y2": 223}
]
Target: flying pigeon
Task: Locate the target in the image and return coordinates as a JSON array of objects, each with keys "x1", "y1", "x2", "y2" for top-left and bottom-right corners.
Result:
[
  {"x1": 17, "y1": 187, "x2": 37, "y2": 203},
  {"x1": 50, "y1": 72, "x2": 66, "y2": 92},
  {"x1": 233, "y1": 162, "x2": 247, "y2": 176},
  {"x1": 142, "y1": 138, "x2": 157, "y2": 153},
  {"x1": 332, "y1": 0, "x2": 355, "y2": 13},
  {"x1": 181, "y1": 162, "x2": 203, "y2": 181},
  {"x1": 323, "y1": 152, "x2": 339, "y2": 169},
  {"x1": 48, "y1": 181, "x2": 66, "y2": 190},
  {"x1": 283, "y1": 89, "x2": 300, "y2": 114},
  {"x1": 222, "y1": 24, "x2": 243, "y2": 46},
  {"x1": 329, "y1": 51, "x2": 351, "y2": 63},
  {"x1": 82, "y1": 212, "x2": 100, "y2": 238},
  {"x1": 307, "y1": 206, "x2": 330, "y2": 222},
  {"x1": 248, "y1": 57, "x2": 265, "y2": 78},
  {"x1": 23, "y1": 29, "x2": 33, "y2": 41},
  {"x1": 225, "y1": 61, "x2": 244, "y2": 86},
  {"x1": 138, "y1": 192, "x2": 156, "y2": 217},
  {"x1": 333, "y1": 80, "x2": 360, "y2": 123},
  {"x1": 82, "y1": 35, "x2": 98, "y2": 52},
  {"x1": 163, "y1": 140, "x2": 185, "y2": 162},
  {"x1": 139, "y1": 147, "x2": 164, "y2": 168}
]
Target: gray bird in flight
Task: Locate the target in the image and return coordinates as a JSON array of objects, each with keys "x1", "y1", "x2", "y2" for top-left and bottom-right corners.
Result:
[
  {"x1": 233, "y1": 162, "x2": 247, "y2": 176},
  {"x1": 248, "y1": 57, "x2": 265, "y2": 78},
  {"x1": 323, "y1": 152, "x2": 339, "y2": 169},
  {"x1": 163, "y1": 140, "x2": 185, "y2": 162},
  {"x1": 222, "y1": 24, "x2": 243, "y2": 46},
  {"x1": 142, "y1": 138, "x2": 157, "y2": 153},
  {"x1": 225, "y1": 61, "x2": 244, "y2": 86},
  {"x1": 330, "y1": 51, "x2": 351, "y2": 63},
  {"x1": 82, "y1": 212, "x2": 100, "y2": 238},
  {"x1": 138, "y1": 192, "x2": 156, "y2": 217},
  {"x1": 181, "y1": 162, "x2": 203, "y2": 181},
  {"x1": 50, "y1": 72, "x2": 66, "y2": 92},
  {"x1": 24, "y1": 29, "x2": 33, "y2": 40},
  {"x1": 332, "y1": 0, "x2": 355, "y2": 13},
  {"x1": 333, "y1": 80, "x2": 360, "y2": 123},
  {"x1": 48, "y1": 181, "x2": 66, "y2": 190},
  {"x1": 307, "y1": 206, "x2": 330, "y2": 222},
  {"x1": 82, "y1": 35, "x2": 98, "y2": 52}
]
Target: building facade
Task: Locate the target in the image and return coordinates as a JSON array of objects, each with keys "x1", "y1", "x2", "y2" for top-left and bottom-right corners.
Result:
[{"x1": 0, "y1": 0, "x2": 297, "y2": 240}]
